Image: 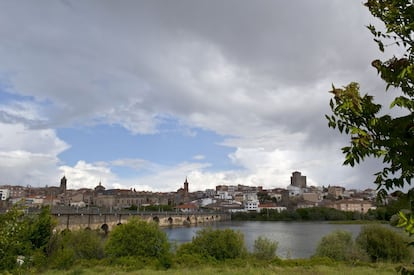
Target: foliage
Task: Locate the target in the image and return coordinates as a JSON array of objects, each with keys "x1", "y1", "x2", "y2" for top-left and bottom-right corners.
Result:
[
  {"x1": 369, "y1": 189, "x2": 414, "y2": 223},
  {"x1": 104, "y1": 218, "x2": 171, "y2": 267},
  {"x1": 257, "y1": 191, "x2": 275, "y2": 203},
  {"x1": 314, "y1": 230, "x2": 368, "y2": 262},
  {"x1": 326, "y1": 1, "x2": 414, "y2": 257},
  {"x1": 0, "y1": 206, "x2": 28, "y2": 270},
  {"x1": 26, "y1": 206, "x2": 57, "y2": 252},
  {"x1": 48, "y1": 228, "x2": 105, "y2": 269},
  {"x1": 397, "y1": 211, "x2": 414, "y2": 240},
  {"x1": 70, "y1": 229, "x2": 105, "y2": 259},
  {"x1": 176, "y1": 227, "x2": 247, "y2": 261},
  {"x1": 34, "y1": 260, "x2": 400, "y2": 275},
  {"x1": 0, "y1": 206, "x2": 56, "y2": 271},
  {"x1": 326, "y1": 0, "x2": 414, "y2": 197},
  {"x1": 232, "y1": 207, "x2": 368, "y2": 222},
  {"x1": 252, "y1": 236, "x2": 278, "y2": 260},
  {"x1": 105, "y1": 256, "x2": 164, "y2": 271},
  {"x1": 356, "y1": 224, "x2": 412, "y2": 262}
]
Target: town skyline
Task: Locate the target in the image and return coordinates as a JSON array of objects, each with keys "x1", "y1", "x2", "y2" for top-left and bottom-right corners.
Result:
[
  {"x1": 0, "y1": 1, "x2": 398, "y2": 192},
  {"x1": 0, "y1": 172, "x2": 377, "y2": 195},
  {"x1": 0, "y1": 171, "x2": 378, "y2": 216}
]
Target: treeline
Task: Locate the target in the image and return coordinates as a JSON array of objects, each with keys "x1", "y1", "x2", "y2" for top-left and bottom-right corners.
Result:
[
  {"x1": 233, "y1": 192, "x2": 414, "y2": 222},
  {"x1": 231, "y1": 207, "x2": 373, "y2": 221}
]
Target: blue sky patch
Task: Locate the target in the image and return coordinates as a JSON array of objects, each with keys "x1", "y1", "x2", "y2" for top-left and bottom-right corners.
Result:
[{"x1": 57, "y1": 121, "x2": 237, "y2": 175}]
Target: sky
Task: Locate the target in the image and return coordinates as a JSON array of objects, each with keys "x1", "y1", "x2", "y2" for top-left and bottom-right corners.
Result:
[{"x1": 0, "y1": 1, "x2": 402, "y2": 192}]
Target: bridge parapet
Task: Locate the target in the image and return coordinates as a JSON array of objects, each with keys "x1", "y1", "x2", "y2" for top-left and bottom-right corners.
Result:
[{"x1": 52, "y1": 211, "x2": 231, "y2": 232}]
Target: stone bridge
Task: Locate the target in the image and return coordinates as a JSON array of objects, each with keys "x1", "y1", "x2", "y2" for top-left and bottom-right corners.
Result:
[{"x1": 52, "y1": 211, "x2": 231, "y2": 232}]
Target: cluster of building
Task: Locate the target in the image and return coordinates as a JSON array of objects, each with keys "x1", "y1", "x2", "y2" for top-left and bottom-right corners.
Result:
[{"x1": 0, "y1": 171, "x2": 378, "y2": 214}]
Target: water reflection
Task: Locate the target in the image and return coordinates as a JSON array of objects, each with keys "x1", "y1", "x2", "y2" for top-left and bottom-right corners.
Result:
[{"x1": 163, "y1": 221, "x2": 363, "y2": 259}]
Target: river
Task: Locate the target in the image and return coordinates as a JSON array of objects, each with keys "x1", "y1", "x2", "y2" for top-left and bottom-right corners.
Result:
[{"x1": 163, "y1": 221, "x2": 364, "y2": 259}]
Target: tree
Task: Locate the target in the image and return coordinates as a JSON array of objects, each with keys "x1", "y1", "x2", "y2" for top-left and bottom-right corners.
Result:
[
  {"x1": 104, "y1": 218, "x2": 170, "y2": 260},
  {"x1": 356, "y1": 224, "x2": 412, "y2": 262},
  {"x1": 48, "y1": 229, "x2": 105, "y2": 269},
  {"x1": 0, "y1": 207, "x2": 28, "y2": 270},
  {"x1": 176, "y1": 227, "x2": 247, "y2": 261},
  {"x1": 327, "y1": 0, "x2": 414, "y2": 196},
  {"x1": 314, "y1": 230, "x2": 368, "y2": 262},
  {"x1": 326, "y1": 0, "x2": 414, "y2": 236},
  {"x1": 25, "y1": 206, "x2": 56, "y2": 252},
  {"x1": 253, "y1": 236, "x2": 278, "y2": 260},
  {"x1": 0, "y1": 206, "x2": 56, "y2": 271}
]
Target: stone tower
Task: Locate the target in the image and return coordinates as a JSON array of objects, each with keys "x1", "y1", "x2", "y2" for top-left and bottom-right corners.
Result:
[
  {"x1": 60, "y1": 176, "x2": 67, "y2": 194},
  {"x1": 184, "y1": 177, "x2": 189, "y2": 193},
  {"x1": 290, "y1": 171, "x2": 306, "y2": 188}
]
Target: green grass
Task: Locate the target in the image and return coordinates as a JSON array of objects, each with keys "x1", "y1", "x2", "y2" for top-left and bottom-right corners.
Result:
[{"x1": 39, "y1": 260, "x2": 400, "y2": 275}]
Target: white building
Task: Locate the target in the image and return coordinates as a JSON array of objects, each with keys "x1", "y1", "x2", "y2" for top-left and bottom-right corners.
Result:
[
  {"x1": 0, "y1": 189, "x2": 10, "y2": 200},
  {"x1": 215, "y1": 191, "x2": 233, "y2": 200},
  {"x1": 199, "y1": 197, "x2": 215, "y2": 207},
  {"x1": 243, "y1": 192, "x2": 259, "y2": 212},
  {"x1": 287, "y1": 185, "x2": 302, "y2": 197},
  {"x1": 258, "y1": 203, "x2": 287, "y2": 213},
  {"x1": 244, "y1": 200, "x2": 259, "y2": 212}
]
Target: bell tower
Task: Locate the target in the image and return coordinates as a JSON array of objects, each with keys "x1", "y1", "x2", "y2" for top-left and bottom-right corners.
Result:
[
  {"x1": 184, "y1": 177, "x2": 189, "y2": 193},
  {"x1": 60, "y1": 176, "x2": 67, "y2": 194}
]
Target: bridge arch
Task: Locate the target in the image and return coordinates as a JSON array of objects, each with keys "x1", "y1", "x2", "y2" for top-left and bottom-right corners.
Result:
[
  {"x1": 153, "y1": 216, "x2": 160, "y2": 223},
  {"x1": 101, "y1": 223, "x2": 109, "y2": 234}
]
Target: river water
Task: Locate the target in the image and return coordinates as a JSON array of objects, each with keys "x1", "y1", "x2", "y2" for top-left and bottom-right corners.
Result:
[{"x1": 163, "y1": 221, "x2": 363, "y2": 259}]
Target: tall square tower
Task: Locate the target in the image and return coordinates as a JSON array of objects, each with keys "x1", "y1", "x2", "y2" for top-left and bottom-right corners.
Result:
[{"x1": 291, "y1": 171, "x2": 306, "y2": 188}]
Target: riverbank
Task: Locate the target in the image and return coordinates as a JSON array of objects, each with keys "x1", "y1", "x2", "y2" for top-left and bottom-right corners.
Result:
[
  {"x1": 328, "y1": 220, "x2": 389, "y2": 224},
  {"x1": 164, "y1": 220, "x2": 366, "y2": 258}
]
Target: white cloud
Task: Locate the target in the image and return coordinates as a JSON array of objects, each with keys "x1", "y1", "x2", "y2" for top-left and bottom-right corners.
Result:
[
  {"x1": 0, "y1": 121, "x2": 68, "y2": 187},
  {"x1": 59, "y1": 161, "x2": 117, "y2": 190},
  {"x1": 0, "y1": 1, "x2": 397, "y2": 192},
  {"x1": 0, "y1": 150, "x2": 61, "y2": 187},
  {"x1": 193, "y1": 155, "x2": 205, "y2": 160}
]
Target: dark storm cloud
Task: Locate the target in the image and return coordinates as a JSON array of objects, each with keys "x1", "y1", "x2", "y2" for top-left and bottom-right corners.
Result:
[{"x1": 0, "y1": 0, "x2": 396, "y2": 189}]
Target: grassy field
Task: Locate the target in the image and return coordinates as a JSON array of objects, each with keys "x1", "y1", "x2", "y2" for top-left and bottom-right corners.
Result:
[{"x1": 40, "y1": 261, "x2": 400, "y2": 275}]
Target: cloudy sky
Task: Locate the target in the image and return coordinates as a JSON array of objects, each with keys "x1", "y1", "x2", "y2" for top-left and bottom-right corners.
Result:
[{"x1": 0, "y1": 1, "x2": 399, "y2": 192}]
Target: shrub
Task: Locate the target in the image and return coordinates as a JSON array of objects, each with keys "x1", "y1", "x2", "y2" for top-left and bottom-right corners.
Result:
[
  {"x1": 104, "y1": 218, "x2": 171, "y2": 267},
  {"x1": 25, "y1": 206, "x2": 57, "y2": 252},
  {"x1": 70, "y1": 229, "x2": 105, "y2": 260},
  {"x1": 314, "y1": 230, "x2": 367, "y2": 262},
  {"x1": 0, "y1": 206, "x2": 56, "y2": 271},
  {"x1": 48, "y1": 229, "x2": 105, "y2": 269},
  {"x1": 252, "y1": 236, "x2": 278, "y2": 260},
  {"x1": 356, "y1": 224, "x2": 412, "y2": 263},
  {"x1": 177, "y1": 227, "x2": 247, "y2": 261}
]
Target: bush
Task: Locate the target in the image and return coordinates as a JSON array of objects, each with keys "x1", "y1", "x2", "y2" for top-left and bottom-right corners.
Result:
[
  {"x1": 176, "y1": 227, "x2": 247, "y2": 261},
  {"x1": 356, "y1": 224, "x2": 412, "y2": 263},
  {"x1": 70, "y1": 229, "x2": 105, "y2": 260},
  {"x1": 173, "y1": 250, "x2": 210, "y2": 267},
  {"x1": 314, "y1": 230, "x2": 367, "y2": 262},
  {"x1": 252, "y1": 236, "x2": 278, "y2": 260},
  {"x1": 0, "y1": 206, "x2": 56, "y2": 271},
  {"x1": 104, "y1": 218, "x2": 171, "y2": 267},
  {"x1": 48, "y1": 229, "x2": 105, "y2": 269}
]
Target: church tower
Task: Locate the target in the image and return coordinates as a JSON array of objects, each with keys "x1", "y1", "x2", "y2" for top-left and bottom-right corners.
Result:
[
  {"x1": 60, "y1": 176, "x2": 67, "y2": 194},
  {"x1": 184, "y1": 177, "x2": 189, "y2": 193}
]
